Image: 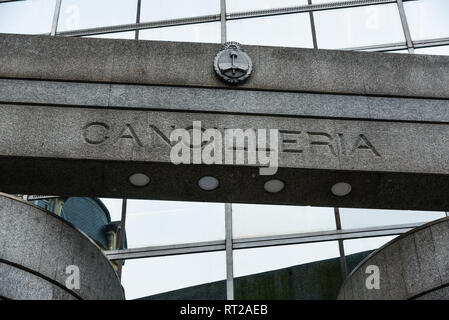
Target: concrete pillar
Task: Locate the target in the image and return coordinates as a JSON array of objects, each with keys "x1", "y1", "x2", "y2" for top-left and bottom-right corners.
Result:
[
  {"x1": 0, "y1": 194, "x2": 123, "y2": 300},
  {"x1": 338, "y1": 217, "x2": 449, "y2": 300}
]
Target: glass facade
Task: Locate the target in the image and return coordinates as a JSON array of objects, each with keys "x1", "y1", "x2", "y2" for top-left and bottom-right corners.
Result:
[
  {"x1": 120, "y1": 200, "x2": 225, "y2": 247},
  {"x1": 404, "y1": 0, "x2": 449, "y2": 41},
  {"x1": 0, "y1": 0, "x2": 55, "y2": 34},
  {"x1": 2, "y1": 0, "x2": 448, "y2": 53},
  {"x1": 121, "y1": 252, "x2": 226, "y2": 299},
  {"x1": 139, "y1": 22, "x2": 221, "y2": 43},
  {"x1": 2, "y1": 0, "x2": 449, "y2": 299},
  {"x1": 227, "y1": 13, "x2": 314, "y2": 48},
  {"x1": 233, "y1": 242, "x2": 340, "y2": 277},
  {"x1": 313, "y1": 4, "x2": 405, "y2": 49},
  {"x1": 232, "y1": 204, "x2": 335, "y2": 238},
  {"x1": 57, "y1": 0, "x2": 138, "y2": 32}
]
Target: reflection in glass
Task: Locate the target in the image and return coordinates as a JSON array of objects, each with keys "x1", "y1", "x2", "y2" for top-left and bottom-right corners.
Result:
[
  {"x1": 0, "y1": 0, "x2": 56, "y2": 34},
  {"x1": 101, "y1": 199, "x2": 225, "y2": 247},
  {"x1": 234, "y1": 241, "x2": 340, "y2": 277},
  {"x1": 415, "y1": 45, "x2": 449, "y2": 56},
  {"x1": 343, "y1": 235, "x2": 397, "y2": 255},
  {"x1": 340, "y1": 208, "x2": 445, "y2": 230},
  {"x1": 232, "y1": 204, "x2": 335, "y2": 238},
  {"x1": 121, "y1": 252, "x2": 226, "y2": 299},
  {"x1": 139, "y1": 22, "x2": 220, "y2": 43},
  {"x1": 314, "y1": 4, "x2": 405, "y2": 49},
  {"x1": 58, "y1": 0, "x2": 138, "y2": 31},
  {"x1": 227, "y1": 13, "x2": 313, "y2": 48},
  {"x1": 404, "y1": 0, "x2": 449, "y2": 41},
  {"x1": 141, "y1": 0, "x2": 219, "y2": 21}
]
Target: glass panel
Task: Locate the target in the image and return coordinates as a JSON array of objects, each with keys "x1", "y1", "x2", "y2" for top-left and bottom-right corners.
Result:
[
  {"x1": 85, "y1": 31, "x2": 136, "y2": 39},
  {"x1": 0, "y1": 0, "x2": 56, "y2": 34},
  {"x1": 226, "y1": 0, "x2": 307, "y2": 13},
  {"x1": 58, "y1": 0, "x2": 138, "y2": 32},
  {"x1": 121, "y1": 251, "x2": 226, "y2": 299},
  {"x1": 232, "y1": 204, "x2": 336, "y2": 238},
  {"x1": 100, "y1": 198, "x2": 123, "y2": 220},
  {"x1": 314, "y1": 4, "x2": 405, "y2": 49},
  {"x1": 101, "y1": 199, "x2": 225, "y2": 247},
  {"x1": 227, "y1": 13, "x2": 313, "y2": 48},
  {"x1": 139, "y1": 22, "x2": 220, "y2": 43},
  {"x1": 404, "y1": 0, "x2": 449, "y2": 41},
  {"x1": 340, "y1": 208, "x2": 445, "y2": 230},
  {"x1": 234, "y1": 241, "x2": 340, "y2": 277},
  {"x1": 343, "y1": 235, "x2": 397, "y2": 255},
  {"x1": 415, "y1": 45, "x2": 449, "y2": 56},
  {"x1": 140, "y1": 0, "x2": 219, "y2": 21},
  {"x1": 343, "y1": 236, "x2": 397, "y2": 274}
]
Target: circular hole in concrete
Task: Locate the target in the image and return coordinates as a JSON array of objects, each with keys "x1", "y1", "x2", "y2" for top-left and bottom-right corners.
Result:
[
  {"x1": 264, "y1": 179, "x2": 285, "y2": 193},
  {"x1": 198, "y1": 176, "x2": 219, "y2": 191},
  {"x1": 129, "y1": 173, "x2": 150, "y2": 187},
  {"x1": 331, "y1": 182, "x2": 352, "y2": 196}
]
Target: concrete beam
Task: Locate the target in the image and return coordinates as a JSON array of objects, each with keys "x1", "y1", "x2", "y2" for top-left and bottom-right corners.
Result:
[
  {"x1": 1, "y1": 103, "x2": 449, "y2": 210},
  {"x1": 1, "y1": 33, "x2": 449, "y2": 99},
  {"x1": 3, "y1": 78, "x2": 449, "y2": 123}
]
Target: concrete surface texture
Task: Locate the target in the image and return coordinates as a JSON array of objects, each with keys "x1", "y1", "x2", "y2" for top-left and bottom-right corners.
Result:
[
  {"x1": 0, "y1": 194, "x2": 123, "y2": 300},
  {"x1": 1, "y1": 33, "x2": 448, "y2": 99},
  {"x1": 0, "y1": 33, "x2": 449, "y2": 210},
  {"x1": 338, "y1": 217, "x2": 449, "y2": 300}
]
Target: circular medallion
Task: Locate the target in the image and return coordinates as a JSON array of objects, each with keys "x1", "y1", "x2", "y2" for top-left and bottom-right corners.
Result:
[{"x1": 214, "y1": 42, "x2": 252, "y2": 84}]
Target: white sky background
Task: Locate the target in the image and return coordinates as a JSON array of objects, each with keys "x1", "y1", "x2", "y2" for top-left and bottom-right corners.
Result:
[{"x1": 1, "y1": 0, "x2": 449, "y2": 299}]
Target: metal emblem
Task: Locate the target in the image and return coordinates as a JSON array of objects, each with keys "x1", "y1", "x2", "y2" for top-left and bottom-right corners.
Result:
[{"x1": 214, "y1": 42, "x2": 252, "y2": 84}]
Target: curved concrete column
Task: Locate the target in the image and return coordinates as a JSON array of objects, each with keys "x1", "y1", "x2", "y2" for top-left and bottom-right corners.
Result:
[
  {"x1": 338, "y1": 217, "x2": 449, "y2": 300},
  {"x1": 0, "y1": 194, "x2": 123, "y2": 300}
]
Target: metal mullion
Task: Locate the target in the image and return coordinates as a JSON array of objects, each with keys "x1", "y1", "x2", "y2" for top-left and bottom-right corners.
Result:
[
  {"x1": 342, "y1": 41, "x2": 408, "y2": 52},
  {"x1": 334, "y1": 208, "x2": 348, "y2": 281},
  {"x1": 56, "y1": 14, "x2": 221, "y2": 37},
  {"x1": 104, "y1": 226, "x2": 413, "y2": 260},
  {"x1": 308, "y1": 0, "x2": 318, "y2": 49},
  {"x1": 107, "y1": 244, "x2": 226, "y2": 260},
  {"x1": 414, "y1": 37, "x2": 449, "y2": 48},
  {"x1": 105, "y1": 223, "x2": 420, "y2": 261},
  {"x1": 396, "y1": 0, "x2": 414, "y2": 53},
  {"x1": 232, "y1": 222, "x2": 421, "y2": 243},
  {"x1": 116, "y1": 199, "x2": 127, "y2": 280},
  {"x1": 220, "y1": 0, "x2": 227, "y2": 43},
  {"x1": 232, "y1": 228, "x2": 413, "y2": 249},
  {"x1": 349, "y1": 36, "x2": 449, "y2": 52},
  {"x1": 225, "y1": 203, "x2": 234, "y2": 300},
  {"x1": 108, "y1": 240, "x2": 225, "y2": 255},
  {"x1": 135, "y1": 0, "x2": 142, "y2": 40},
  {"x1": 50, "y1": 0, "x2": 62, "y2": 36},
  {"x1": 227, "y1": 0, "x2": 396, "y2": 21}
]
